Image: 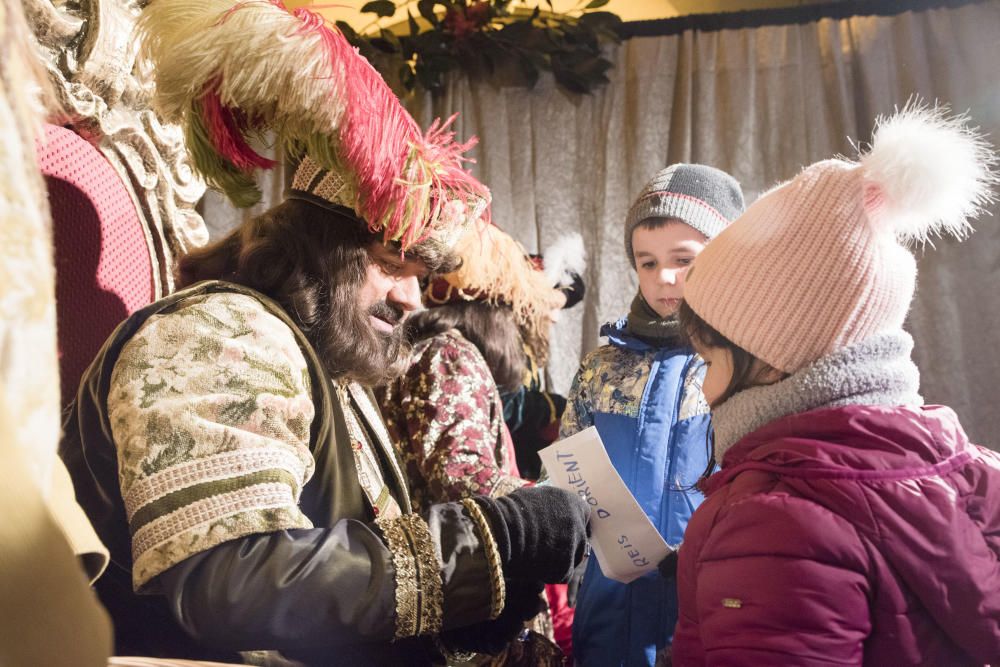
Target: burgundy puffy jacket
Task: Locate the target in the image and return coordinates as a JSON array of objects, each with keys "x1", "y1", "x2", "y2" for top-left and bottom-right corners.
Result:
[{"x1": 672, "y1": 405, "x2": 1000, "y2": 666}]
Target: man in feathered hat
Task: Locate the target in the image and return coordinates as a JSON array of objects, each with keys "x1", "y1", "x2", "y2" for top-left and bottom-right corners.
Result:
[
  {"x1": 505, "y1": 233, "x2": 588, "y2": 482},
  {"x1": 382, "y1": 220, "x2": 567, "y2": 510},
  {"x1": 59, "y1": 1, "x2": 589, "y2": 664},
  {"x1": 380, "y1": 219, "x2": 569, "y2": 661}
]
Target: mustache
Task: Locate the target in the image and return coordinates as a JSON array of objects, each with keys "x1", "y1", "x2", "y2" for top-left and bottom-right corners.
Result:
[{"x1": 368, "y1": 300, "x2": 405, "y2": 328}]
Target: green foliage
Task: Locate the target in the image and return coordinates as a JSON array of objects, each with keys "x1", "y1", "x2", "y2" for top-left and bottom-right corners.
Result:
[
  {"x1": 350, "y1": 0, "x2": 622, "y2": 96},
  {"x1": 361, "y1": 1, "x2": 397, "y2": 18}
]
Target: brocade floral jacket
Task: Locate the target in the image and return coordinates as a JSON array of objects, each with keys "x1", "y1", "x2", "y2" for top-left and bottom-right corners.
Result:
[
  {"x1": 60, "y1": 281, "x2": 503, "y2": 665},
  {"x1": 380, "y1": 329, "x2": 527, "y2": 511}
]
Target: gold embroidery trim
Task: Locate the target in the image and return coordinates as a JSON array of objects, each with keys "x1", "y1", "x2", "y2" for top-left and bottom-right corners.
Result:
[
  {"x1": 407, "y1": 513, "x2": 444, "y2": 636},
  {"x1": 337, "y1": 382, "x2": 402, "y2": 520},
  {"x1": 347, "y1": 381, "x2": 412, "y2": 514},
  {"x1": 377, "y1": 515, "x2": 417, "y2": 638},
  {"x1": 377, "y1": 513, "x2": 444, "y2": 639},
  {"x1": 489, "y1": 475, "x2": 528, "y2": 499},
  {"x1": 461, "y1": 498, "x2": 506, "y2": 620}
]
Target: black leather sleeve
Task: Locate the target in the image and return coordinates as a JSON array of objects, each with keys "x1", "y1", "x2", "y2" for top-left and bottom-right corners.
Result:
[
  {"x1": 158, "y1": 522, "x2": 397, "y2": 655},
  {"x1": 157, "y1": 503, "x2": 497, "y2": 660}
]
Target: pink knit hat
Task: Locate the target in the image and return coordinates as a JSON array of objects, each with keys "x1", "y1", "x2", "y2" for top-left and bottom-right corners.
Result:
[{"x1": 685, "y1": 106, "x2": 996, "y2": 374}]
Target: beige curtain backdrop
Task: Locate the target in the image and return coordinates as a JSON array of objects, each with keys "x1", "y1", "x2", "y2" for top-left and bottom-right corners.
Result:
[{"x1": 408, "y1": 1, "x2": 1000, "y2": 445}]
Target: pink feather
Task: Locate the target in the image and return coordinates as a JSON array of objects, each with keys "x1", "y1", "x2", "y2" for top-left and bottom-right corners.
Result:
[
  {"x1": 284, "y1": 5, "x2": 491, "y2": 243},
  {"x1": 200, "y1": 88, "x2": 278, "y2": 172}
]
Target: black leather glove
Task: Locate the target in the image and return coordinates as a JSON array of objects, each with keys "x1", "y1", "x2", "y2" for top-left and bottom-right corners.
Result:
[
  {"x1": 438, "y1": 580, "x2": 546, "y2": 656},
  {"x1": 474, "y1": 486, "x2": 589, "y2": 583},
  {"x1": 658, "y1": 550, "x2": 678, "y2": 580}
]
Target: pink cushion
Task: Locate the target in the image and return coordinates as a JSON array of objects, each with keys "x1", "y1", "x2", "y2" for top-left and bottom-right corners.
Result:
[{"x1": 36, "y1": 124, "x2": 154, "y2": 408}]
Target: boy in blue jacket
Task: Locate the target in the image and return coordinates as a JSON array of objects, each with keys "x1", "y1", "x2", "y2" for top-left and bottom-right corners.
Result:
[{"x1": 561, "y1": 164, "x2": 744, "y2": 666}]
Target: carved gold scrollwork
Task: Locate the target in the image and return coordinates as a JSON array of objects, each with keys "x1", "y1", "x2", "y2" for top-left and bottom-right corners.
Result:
[{"x1": 24, "y1": 0, "x2": 207, "y2": 296}]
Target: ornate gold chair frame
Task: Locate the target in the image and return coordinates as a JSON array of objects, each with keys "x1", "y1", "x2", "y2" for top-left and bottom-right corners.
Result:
[{"x1": 25, "y1": 0, "x2": 208, "y2": 297}]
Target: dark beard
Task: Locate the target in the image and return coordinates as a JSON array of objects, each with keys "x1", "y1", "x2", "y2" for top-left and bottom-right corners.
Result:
[{"x1": 309, "y1": 299, "x2": 411, "y2": 387}]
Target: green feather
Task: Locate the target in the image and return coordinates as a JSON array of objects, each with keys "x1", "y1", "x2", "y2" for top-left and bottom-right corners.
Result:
[{"x1": 185, "y1": 104, "x2": 262, "y2": 208}]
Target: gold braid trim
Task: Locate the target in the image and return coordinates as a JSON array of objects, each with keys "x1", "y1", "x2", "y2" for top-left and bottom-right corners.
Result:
[
  {"x1": 377, "y1": 513, "x2": 444, "y2": 639},
  {"x1": 376, "y1": 516, "x2": 417, "y2": 638},
  {"x1": 460, "y1": 498, "x2": 506, "y2": 621}
]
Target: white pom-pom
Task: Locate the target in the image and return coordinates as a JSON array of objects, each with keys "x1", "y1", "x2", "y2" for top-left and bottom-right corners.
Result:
[
  {"x1": 860, "y1": 102, "x2": 997, "y2": 244},
  {"x1": 542, "y1": 232, "x2": 587, "y2": 287}
]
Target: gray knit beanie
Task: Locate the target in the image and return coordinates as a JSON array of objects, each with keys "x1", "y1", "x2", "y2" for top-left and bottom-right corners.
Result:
[{"x1": 624, "y1": 164, "x2": 745, "y2": 267}]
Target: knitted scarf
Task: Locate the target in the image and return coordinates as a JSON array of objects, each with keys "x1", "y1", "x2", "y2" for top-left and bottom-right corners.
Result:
[
  {"x1": 625, "y1": 292, "x2": 683, "y2": 347},
  {"x1": 712, "y1": 330, "x2": 924, "y2": 464}
]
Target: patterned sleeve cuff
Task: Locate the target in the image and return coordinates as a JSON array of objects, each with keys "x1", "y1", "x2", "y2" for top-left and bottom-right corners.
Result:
[
  {"x1": 126, "y1": 449, "x2": 314, "y2": 590},
  {"x1": 376, "y1": 513, "x2": 444, "y2": 639},
  {"x1": 107, "y1": 293, "x2": 319, "y2": 592}
]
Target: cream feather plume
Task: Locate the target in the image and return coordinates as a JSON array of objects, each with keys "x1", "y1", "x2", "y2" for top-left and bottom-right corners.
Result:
[
  {"x1": 428, "y1": 220, "x2": 565, "y2": 364},
  {"x1": 541, "y1": 232, "x2": 586, "y2": 287}
]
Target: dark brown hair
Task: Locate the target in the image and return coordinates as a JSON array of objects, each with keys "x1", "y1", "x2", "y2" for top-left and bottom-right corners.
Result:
[
  {"x1": 677, "y1": 300, "x2": 788, "y2": 408},
  {"x1": 405, "y1": 301, "x2": 527, "y2": 393},
  {"x1": 177, "y1": 198, "x2": 456, "y2": 386},
  {"x1": 677, "y1": 299, "x2": 788, "y2": 482}
]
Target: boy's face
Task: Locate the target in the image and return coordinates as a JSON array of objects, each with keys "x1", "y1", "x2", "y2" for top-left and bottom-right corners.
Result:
[{"x1": 632, "y1": 220, "x2": 707, "y2": 318}]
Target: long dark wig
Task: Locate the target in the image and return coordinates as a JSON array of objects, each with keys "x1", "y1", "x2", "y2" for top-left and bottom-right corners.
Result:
[{"x1": 405, "y1": 301, "x2": 527, "y2": 393}]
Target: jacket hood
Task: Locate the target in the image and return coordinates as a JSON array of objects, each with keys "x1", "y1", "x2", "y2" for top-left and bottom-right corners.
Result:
[{"x1": 706, "y1": 404, "x2": 1000, "y2": 662}]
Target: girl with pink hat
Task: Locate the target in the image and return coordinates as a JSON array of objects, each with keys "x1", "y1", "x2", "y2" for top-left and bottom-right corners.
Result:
[{"x1": 673, "y1": 106, "x2": 1000, "y2": 666}]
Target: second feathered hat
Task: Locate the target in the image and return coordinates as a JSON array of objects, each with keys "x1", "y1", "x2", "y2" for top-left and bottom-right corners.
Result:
[{"x1": 425, "y1": 220, "x2": 566, "y2": 363}]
